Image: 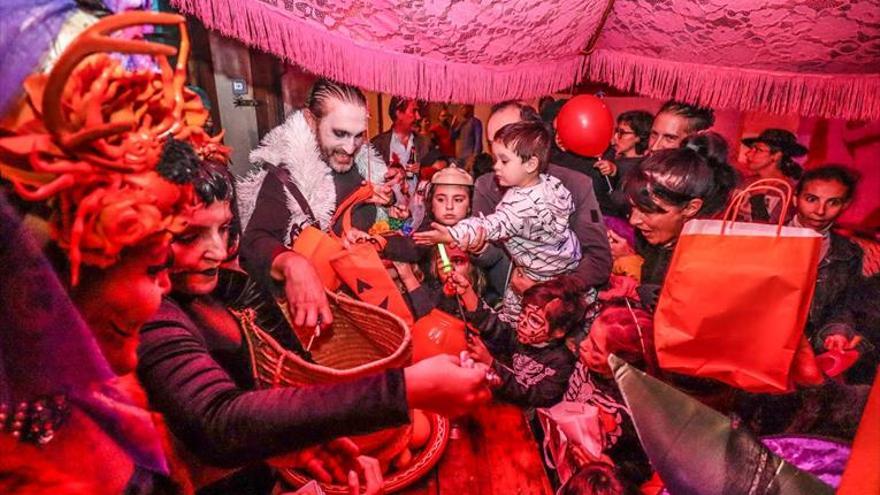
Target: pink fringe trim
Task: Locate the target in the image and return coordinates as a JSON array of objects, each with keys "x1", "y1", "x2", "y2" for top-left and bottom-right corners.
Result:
[
  {"x1": 170, "y1": 0, "x2": 587, "y2": 103},
  {"x1": 586, "y1": 49, "x2": 880, "y2": 121},
  {"x1": 174, "y1": 0, "x2": 880, "y2": 120}
]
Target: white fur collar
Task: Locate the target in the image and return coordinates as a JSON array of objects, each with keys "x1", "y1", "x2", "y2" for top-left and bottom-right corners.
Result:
[{"x1": 237, "y1": 111, "x2": 388, "y2": 246}]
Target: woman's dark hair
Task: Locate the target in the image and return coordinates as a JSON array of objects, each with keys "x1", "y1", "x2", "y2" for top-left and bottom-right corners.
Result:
[
  {"x1": 190, "y1": 159, "x2": 241, "y2": 259},
  {"x1": 617, "y1": 110, "x2": 654, "y2": 155},
  {"x1": 623, "y1": 131, "x2": 738, "y2": 217},
  {"x1": 522, "y1": 276, "x2": 588, "y2": 339},
  {"x1": 795, "y1": 164, "x2": 859, "y2": 201},
  {"x1": 776, "y1": 154, "x2": 804, "y2": 180}
]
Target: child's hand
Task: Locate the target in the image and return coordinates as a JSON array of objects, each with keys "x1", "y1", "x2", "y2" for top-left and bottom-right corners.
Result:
[
  {"x1": 593, "y1": 160, "x2": 618, "y2": 177},
  {"x1": 607, "y1": 229, "x2": 635, "y2": 259},
  {"x1": 823, "y1": 334, "x2": 861, "y2": 352},
  {"x1": 412, "y1": 222, "x2": 454, "y2": 245},
  {"x1": 468, "y1": 336, "x2": 494, "y2": 367},
  {"x1": 389, "y1": 203, "x2": 410, "y2": 220},
  {"x1": 392, "y1": 261, "x2": 420, "y2": 291},
  {"x1": 598, "y1": 274, "x2": 639, "y2": 301},
  {"x1": 442, "y1": 271, "x2": 471, "y2": 295},
  {"x1": 509, "y1": 267, "x2": 537, "y2": 295},
  {"x1": 442, "y1": 271, "x2": 479, "y2": 310},
  {"x1": 343, "y1": 228, "x2": 372, "y2": 249},
  {"x1": 463, "y1": 226, "x2": 488, "y2": 253}
]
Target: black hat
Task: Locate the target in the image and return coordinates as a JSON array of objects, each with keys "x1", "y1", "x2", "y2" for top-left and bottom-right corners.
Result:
[
  {"x1": 609, "y1": 355, "x2": 833, "y2": 495},
  {"x1": 742, "y1": 129, "x2": 808, "y2": 157}
]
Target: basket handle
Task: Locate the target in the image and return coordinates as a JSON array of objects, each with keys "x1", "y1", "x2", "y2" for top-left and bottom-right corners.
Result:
[
  {"x1": 328, "y1": 183, "x2": 389, "y2": 250},
  {"x1": 721, "y1": 178, "x2": 793, "y2": 236}
]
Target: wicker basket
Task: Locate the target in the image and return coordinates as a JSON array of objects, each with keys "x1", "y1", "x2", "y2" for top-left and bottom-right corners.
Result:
[
  {"x1": 234, "y1": 292, "x2": 448, "y2": 493},
  {"x1": 238, "y1": 290, "x2": 412, "y2": 387},
  {"x1": 280, "y1": 412, "x2": 450, "y2": 495}
]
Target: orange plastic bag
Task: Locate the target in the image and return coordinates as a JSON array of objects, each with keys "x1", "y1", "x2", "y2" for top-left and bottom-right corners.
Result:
[
  {"x1": 411, "y1": 309, "x2": 467, "y2": 362},
  {"x1": 328, "y1": 185, "x2": 414, "y2": 325},
  {"x1": 289, "y1": 183, "x2": 376, "y2": 291},
  {"x1": 654, "y1": 180, "x2": 822, "y2": 393},
  {"x1": 292, "y1": 226, "x2": 342, "y2": 290}
]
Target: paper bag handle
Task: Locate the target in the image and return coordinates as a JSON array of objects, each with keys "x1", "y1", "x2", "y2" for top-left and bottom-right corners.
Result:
[
  {"x1": 328, "y1": 184, "x2": 388, "y2": 250},
  {"x1": 721, "y1": 178, "x2": 793, "y2": 236},
  {"x1": 537, "y1": 410, "x2": 561, "y2": 469}
]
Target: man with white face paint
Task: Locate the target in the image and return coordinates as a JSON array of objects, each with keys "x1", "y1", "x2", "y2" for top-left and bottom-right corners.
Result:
[{"x1": 238, "y1": 79, "x2": 397, "y2": 328}]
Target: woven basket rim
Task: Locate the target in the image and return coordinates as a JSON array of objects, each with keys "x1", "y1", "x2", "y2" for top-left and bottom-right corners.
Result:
[{"x1": 268, "y1": 290, "x2": 412, "y2": 377}]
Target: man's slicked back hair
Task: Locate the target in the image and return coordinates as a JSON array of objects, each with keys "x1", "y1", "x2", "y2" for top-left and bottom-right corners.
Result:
[{"x1": 306, "y1": 78, "x2": 367, "y2": 119}]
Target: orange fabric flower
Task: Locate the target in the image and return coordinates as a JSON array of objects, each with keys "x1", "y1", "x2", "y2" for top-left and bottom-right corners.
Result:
[{"x1": 0, "y1": 13, "x2": 229, "y2": 285}]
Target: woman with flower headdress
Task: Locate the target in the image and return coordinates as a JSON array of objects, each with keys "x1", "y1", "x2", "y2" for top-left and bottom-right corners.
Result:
[{"x1": 0, "y1": 11, "x2": 226, "y2": 494}]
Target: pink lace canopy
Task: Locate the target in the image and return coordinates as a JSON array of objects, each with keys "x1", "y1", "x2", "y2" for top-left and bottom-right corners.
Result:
[{"x1": 174, "y1": 0, "x2": 880, "y2": 120}]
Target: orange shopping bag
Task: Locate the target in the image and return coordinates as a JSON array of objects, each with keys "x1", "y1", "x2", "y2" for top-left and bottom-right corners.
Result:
[
  {"x1": 290, "y1": 180, "x2": 387, "y2": 291},
  {"x1": 654, "y1": 179, "x2": 822, "y2": 393},
  {"x1": 329, "y1": 185, "x2": 414, "y2": 326},
  {"x1": 292, "y1": 226, "x2": 343, "y2": 290}
]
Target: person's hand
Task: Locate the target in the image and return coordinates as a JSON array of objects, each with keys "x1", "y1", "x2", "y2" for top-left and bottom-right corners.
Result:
[
  {"x1": 271, "y1": 251, "x2": 333, "y2": 327},
  {"x1": 791, "y1": 335, "x2": 824, "y2": 387},
  {"x1": 412, "y1": 222, "x2": 455, "y2": 246},
  {"x1": 607, "y1": 229, "x2": 635, "y2": 259},
  {"x1": 593, "y1": 160, "x2": 618, "y2": 177},
  {"x1": 404, "y1": 160, "x2": 419, "y2": 178},
  {"x1": 509, "y1": 267, "x2": 537, "y2": 295},
  {"x1": 347, "y1": 456, "x2": 384, "y2": 495},
  {"x1": 271, "y1": 437, "x2": 360, "y2": 483},
  {"x1": 392, "y1": 261, "x2": 420, "y2": 292},
  {"x1": 343, "y1": 228, "x2": 372, "y2": 249},
  {"x1": 823, "y1": 334, "x2": 861, "y2": 352},
  {"x1": 442, "y1": 271, "x2": 479, "y2": 310},
  {"x1": 364, "y1": 173, "x2": 401, "y2": 206},
  {"x1": 404, "y1": 354, "x2": 492, "y2": 417},
  {"x1": 463, "y1": 226, "x2": 488, "y2": 254},
  {"x1": 598, "y1": 274, "x2": 639, "y2": 301},
  {"x1": 384, "y1": 167, "x2": 404, "y2": 184},
  {"x1": 441, "y1": 270, "x2": 470, "y2": 295},
  {"x1": 388, "y1": 203, "x2": 410, "y2": 221},
  {"x1": 467, "y1": 336, "x2": 493, "y2": 367}
]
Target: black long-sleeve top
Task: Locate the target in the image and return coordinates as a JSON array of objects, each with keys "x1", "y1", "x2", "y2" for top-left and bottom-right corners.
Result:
[
  {"x1": 467, "y1": 304, "x2": 575, "y2": 408},
  {"x1": 136, "y1": 296, "x2": 410, "y2": 469}
]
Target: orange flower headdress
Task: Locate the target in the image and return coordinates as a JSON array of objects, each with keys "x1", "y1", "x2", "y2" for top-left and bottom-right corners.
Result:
[{"x1": 0, "y1": 11, "x2": 230, "y2": 284}]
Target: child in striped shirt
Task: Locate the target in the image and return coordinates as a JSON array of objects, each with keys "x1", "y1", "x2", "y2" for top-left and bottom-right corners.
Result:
[{"x1": 414, "y1": 120, "x2": 581, "y2": 322}]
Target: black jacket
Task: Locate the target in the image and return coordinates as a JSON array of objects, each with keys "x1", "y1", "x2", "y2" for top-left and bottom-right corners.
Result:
[{"x1": 468, "y1": 304, "x2": 575, "y2": 407}]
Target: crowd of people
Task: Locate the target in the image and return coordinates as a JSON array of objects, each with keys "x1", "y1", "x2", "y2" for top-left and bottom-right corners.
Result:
[{"x1": 1, "y1": 11, "x2": 877, "y2": 495}]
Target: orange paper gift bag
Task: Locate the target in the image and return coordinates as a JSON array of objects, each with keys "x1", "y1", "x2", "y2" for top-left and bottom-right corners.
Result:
[
  {"x1": 292, "y1": 226, "x2": 343, "y2": 290},
  {"x1": 654, "y1": 180, "x2": 822, "y2": 393},
  {"x1": 328, "y1": 185, "x2": 414, "y2": 326}
]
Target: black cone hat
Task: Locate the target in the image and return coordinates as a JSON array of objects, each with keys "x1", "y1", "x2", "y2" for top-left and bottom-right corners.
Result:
[{"x1": 609, "y1": 355, "x2": 833, "y2": 495}]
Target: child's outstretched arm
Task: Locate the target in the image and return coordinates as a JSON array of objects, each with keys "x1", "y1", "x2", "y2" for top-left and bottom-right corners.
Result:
[
  {"x1": 491, "y1": 349, "x2": 576, "y2": 408},
  {"x1": 412, "y1": 222, "x2": 454, "y2": 246}
]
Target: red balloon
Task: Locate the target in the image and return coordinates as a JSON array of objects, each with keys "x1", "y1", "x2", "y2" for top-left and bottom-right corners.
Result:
[{"x1": 555, "y1": 95, "x2": 614, "y2": 157}]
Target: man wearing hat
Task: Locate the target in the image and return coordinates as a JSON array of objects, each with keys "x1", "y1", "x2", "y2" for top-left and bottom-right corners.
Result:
[{"x1": 740, "y1": 128, "x2": 809, "y2": 223}]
